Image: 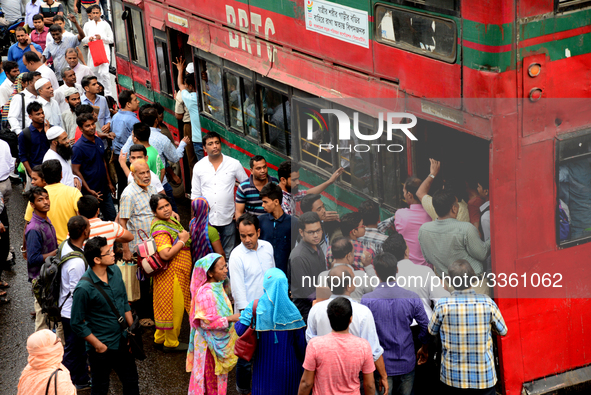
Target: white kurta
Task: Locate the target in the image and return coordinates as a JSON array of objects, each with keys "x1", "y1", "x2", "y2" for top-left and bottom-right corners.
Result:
[{"x1": 81, "y1": 19, "x2": 113, "y2": 96}]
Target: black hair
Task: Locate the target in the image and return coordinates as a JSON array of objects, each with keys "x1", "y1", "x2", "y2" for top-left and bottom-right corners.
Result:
[
  {"x1": 31, "y1": 165, "x2": 44, "y2": 180},
  {"x1": 61, "y1": 67, "x2": 74, "y2": 79},
  {"x1": 129, "y1": 144, "x2": 147, "y2": 156},
  {"x1": 2, "y1": 61, "x2": 18, "y2": 75},
  {"x1": 32, "y1": 13, "x2": 43, "y2": 21},
  {"x1": 41, "y1": 159, "x2": 62, "y2": 184},
  {"x1": 202, "y1": 131, "x2": 221, "y2": 145},
  {"x1": 22, "y1": 71, "x2": 39, "y2": 83},
  {"x1": 237, "y1": 213, "x2": 259, "y2": 231},
  {"x1": 249, "y1": 155, "x2": 266, "y2": 169},
  {"x1": 432, "y1": 189, "x2": 457, "y2": 218},
  {"x1": 206, "y1": 256, "x2": 223, "y2": 277},
  {"x1": 382, "y1": 234, "x2": 407, "y2": 262},
  {"x1": 300, "y1": 193, "x2": 322, "y2": 214},
  {"x1": 25, "y1": 186, "x2": 48, "y2": 203},
  {"x1": 118, "y1": 90, "x2": 135, "y2": 109},
  {"x1": 153, "y1": 102, "x2": 164, "y2": 115},
  {"x1": 149, "y1": 194, "x2": 171, "y2": 213},
  {"x1": 139, "y1": 107, "x2": 158, "y2": 127},
  {"x1": 327, "y1": 296, "x2": 352, "y2": 332},
  {"x1": 27, "y1": 101, "x2": 42, "y2": 115},
  {"x1": 68, "y1": 216, "x2": 88, "y2": 240},
  {"x1": 75, "y1": 104, "x2": 94, "y2": 116},
  {"x1": 49, "y1": 24, "x2": 62, "y2": 33},
  {"x1": 76, "y1": 113, "x2": 95, "y2": 128},
  {"x1": 52, "y1": 15, "x2": 65, "y2": 23},
  {"x1": 298, "y1": 211, "x2": 321, "y2": 231},
  {"x1": 24, "y1": 51, "x2": 40, "y2": 63},
  {"x1": 404, "y1": 176, "x2": 422, "y2": 201},
  {"x1": 86, "y1": 4, "x2": 101, "y2": 13},
  {"x1": 340, "y1": 212, "x2": 362, "y2": 237},
  {"x1": 467, "y1": 171, "x2": 489, "y2": 191},
  {"x1": 374, "y1": 252, "x2": 399, "y2": 282},
  {"x1": 277, "y1": 160, "x2": 291, "y2": 181},
  {"x1": 331, "y1": 237, "x2": 353, "y2": 260},
  {"x1": 84, "y1": 236, "x2": 107, "y2": 267},
  {"x1": 259, "y1": 182, "x2": 282, "y2": 204},
  {"x1": 185, "y1": 72, "x2": 195, "y2": 88},
  {"x1": 133, "y1": 122, "x2": 151, "y2": 142},
  {"x1": 81, "y1": 75, "x2": 97, "y2": 90},
  {"x1": 359, "y1": 200, "x2": 379, "y2": 226},
  {"x1": 77, "y1": 195, "x2": 100, "y2": 219},
  {"x1": 15, "y1": 26, "x2": 27, "y2": 34},
  {"x1": 448, "y1": 259, "x2": 477, "y2": 291}
]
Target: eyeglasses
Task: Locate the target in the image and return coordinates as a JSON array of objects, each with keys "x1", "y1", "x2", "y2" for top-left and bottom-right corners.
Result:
[
  {"x1": 354, "y1": 224, "x2": 366, "y2": 231},
  {"x1": 100, "y1": 249, "x2": 114, "y2": 257},
  {"x1": 304, "y1": 229, "x2": 323, "y2": 236}
]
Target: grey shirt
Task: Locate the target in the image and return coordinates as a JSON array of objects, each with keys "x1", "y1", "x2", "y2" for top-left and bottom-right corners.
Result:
[
  {"x1": 43, "y1": 34, "x2": 80, "y2": 81},
  {"x1": 1, "y1": 0, "x2": 24, "y2": 23},
  {"x1": 288, "y1": 240, "x2": 326, "y2": 321}
]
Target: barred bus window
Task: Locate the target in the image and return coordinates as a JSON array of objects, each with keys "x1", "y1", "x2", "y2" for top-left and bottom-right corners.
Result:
[
  {"x1": 243, "y1": 79, "x2": 259, "y2": 140},
  {"x1": 154, "y1": 34, "x2": 172, "y2": 95},
  {"x1": 260, "y1": 87, "x2": 290, "y2": 156},
  {"x1": 200, "y1": 61, "x2": 225, "y2": 123},
  {"x1": 382, "y1": 122, "x2": 408, "y2": 209},
  {"x1": 294, "y1": 100, "x2": 333, "y2": 172},
  {"x1": 226, "y1": 73, "x2": 244, "y2": 133},
  {"x1": 127, "y1": 9, "x2": 148, "y2": 67},
  {"x1": 112, "y1": 1, "x2": 128, "y2": 58}
]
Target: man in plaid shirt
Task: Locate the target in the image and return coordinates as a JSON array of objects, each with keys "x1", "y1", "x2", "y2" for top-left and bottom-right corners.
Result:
[{"x1": 428, "y1": 259, "x2": 507, "y2": 395}]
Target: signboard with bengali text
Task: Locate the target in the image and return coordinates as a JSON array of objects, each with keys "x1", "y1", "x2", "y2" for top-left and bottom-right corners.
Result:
[{"x1": 304, "y1": 0, "x2": 369, "y2": 48}]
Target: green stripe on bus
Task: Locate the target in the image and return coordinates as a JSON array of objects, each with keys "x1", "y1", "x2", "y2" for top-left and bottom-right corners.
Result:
[
  {"x1": 521, "y1": 32, "x2": 591, "y2": 62},
  {"x1": 462, "y1": 47, "x2": 514, "y2": 72},
  {"x1": 463, "y1": 19, "x2": 513, "y2": 46},
  {"x1": 521, "y1": 8, "x2": 591, "y2": 39}
]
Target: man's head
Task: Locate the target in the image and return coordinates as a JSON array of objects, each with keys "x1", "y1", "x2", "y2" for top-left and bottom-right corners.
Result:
[
  {"x1": 153, "y1": 103, "x2": 165, "y2": 126},
  {"x1": 33, "y1": 14, "x2": 44, "y2": 31},
  {"x1": 203, "y1": 132, "x2": 222, "y2": 158},
  {"x1": 84, "y1": 236, "x2": 114, "y2": 268},
  {"x1": 237, "y1": 213, "x2": 260, "y2": 250},
  {"x1": 432, "y1": 189, "x2": 459, "y2": 219},
  {"x1": 15, "y1": 27, "x2": 29, "y2": 46},
  {"x1": 130, "y1": 159, "x2": 151, "y2": 187},
  {"x1": 468, "y1": 173, "x2": 490, "y2": 201},
  {"x1": 119, "y1": 90, "x2": 139, "y2": 112},
  {"x1": 326, "y1": 296, "x2": 353, "y2": 332},
  {"x1": 81, "y1": 75, "x2": 99, "y2": 94},
  {"x1": 129, "y1": 144, "x2": 148, "y2": 164},
  {"x1": 75, "y1": 104, "x2": 94, "y2": 117},
  {"x1": 277, "y1": 160, "x2": 292, "y2": 192},
  {"x1": 249, "y1": 155, "x2": 268, "y2": 182},
  {"x1": 49, "y1": 24, "x2": 62, "y2": 43},
  {"x1": 26, "y1": 186, "x2": 50, "y2": 213},
  {"x1": 132, "y1": 123, "x2": 150, "y2": 144},
  {"x1": 52, "y1": 15, "x2": 66, "y2": 28},
  {"x1": 46, "y1": 126, "x2": 72, "y2": 160},
  {"x1": 300, "y1": 194, "x2": 325, "y2": 221},
  {"x1": 139, "y1": 107, "x2": 158, "y2": 128},
  {"x1": 24, "y1": 71, "x2": 42, "y2": 93},
  {"x1": 67, "y1": 215, "x2": 90, "y2": 242},
  {"x1": 61, "y1": 68, "x2": 76, "y2": 86},
  {"x1": 88, "y1": 4, "x2": 102, "y2": 21},
  {"x1": 403, "y1": 176, "x2": 422, "y2": 205},
  {"x1": 373, "y1": 252, "x2": 399, "y2": 283},
  {"x1": 65, "y1": 48, "x2": 79, "y2": 68},
  {"x1": 382, "y1": 234, "x2": 407, "y2": 261},
  {"x1": 35, "y1": 79, "x2": 53, "y2": 100},
  {"x1": 359, "y1": 199, "x2": 380, "y2": 227},
  {"x1": 41, "y1": 159, "x2": 62, "y2": 185},
  {"x1": 298, "y1": 211, "x2": 322, "y2": 245},
  {"x1": 76, "y1": 113, "x2": 96, "y2": 137},
  {"x1": 23, "y1": 51, "x2": 41, "y2": 71},
  {"x1": 184, "y1": 72, "x2": 196, "y2": 92},
  {"x1": 448, "y1": 259, "x2": 477, "y2": 291},
  {"x1": 3, "y1": 61, "x2": 19, "y2": 83},
  {"x1": 340, "y1": 212, "x2": 365, "y2": 240},
  {"x1": 27, "y1": 102, "x2": 44, "y2": 125},
  {"x1": 65, "y1": 88, "x2": 80, "y2": 111},
  {"x1": 77, "y1": 195, "x2": 100, "y2": 219},
  {"x1": 328, "y1": 265, "x2": 355, "y2": 296},
  {"x1": 331, "y1": 237, "x2": 354, "y2": 265},
  {"x1": 260, "y1": 182, "x2": 283, "y2": 214}
]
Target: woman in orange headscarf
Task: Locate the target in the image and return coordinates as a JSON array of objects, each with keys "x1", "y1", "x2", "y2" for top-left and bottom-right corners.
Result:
[{"x1": 17, "y1": 329, "x2": 76, "y2": 395}]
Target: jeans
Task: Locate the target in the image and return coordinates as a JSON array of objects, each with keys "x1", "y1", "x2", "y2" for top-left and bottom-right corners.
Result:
[
  {"x1": 61, "y1": 317, "x2": 90, "y2": 385},
  {"x1": 193, "y1": 142, "x2": 204, "y2": 162},
  {"x1": 162, "y1": 182, "x2": 178, "y2": 213},
  {"x1": 88, "y1": 339, "x2": 140, "y2": 395},
  {"x1": 235, "y1": 357, "x2": 252, "y2": 394},
  {"x1": 376, "y1": 371, "x2": 415, "y2": 395},
  {"x1": 100, "y1": 0, "x2": 110, "y2": 21},
  {"x1": 99, "y1": 191, "x2": 117, "y2": 221},
  {"x1": 213, "y1": 221, "x2": 237, "y2": 258}
]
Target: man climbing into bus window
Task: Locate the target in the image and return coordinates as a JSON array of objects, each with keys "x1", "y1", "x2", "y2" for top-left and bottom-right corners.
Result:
[
  {"x1": 235, "y1": 155, "x2": 279, "y2": 218},
  {"x1": 418, "y1": 189, "x2": 490, "y2": 293},
  {"x1": 429, "y1": 259, "x2": 507, "y2": 395},
  {"x1": 173, "y1": 57, "x2": 203, "y2": 163},
  {"x1": 300, "y1": 193, "x2": 342, "y2": 257},
  {"x1": 416, "y1": 158, "x2": 470, "y2": 222}
]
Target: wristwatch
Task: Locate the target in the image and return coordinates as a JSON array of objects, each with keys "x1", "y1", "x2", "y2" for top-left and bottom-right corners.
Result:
[{"x1": 429, "y1": 174, "x2": 435, "y2": 179}]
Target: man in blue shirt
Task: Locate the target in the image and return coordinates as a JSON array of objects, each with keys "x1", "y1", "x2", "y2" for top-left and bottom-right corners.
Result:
[
  {"x1": 80, "y1": 75, "x2": 111, "y2": 134},
  {"x1": 72, "y1": 113, "x2": 116, "y2": 221},
  {"x1": 8, "y1": 27, "x2": 43, "y2": 73},
  {"x1": 174, "y1": 57, "x2": 203, "y2": 161},
  {"x1": 111, "y1": 89, "x2": 139, "y2": 200},
  {"x1": 259, "y1": 182, "x2": 297, "y2": 274},
  {"x1": 18, "y1": 102, "x2": 49, "y2": 182},
  {"x1": 42, "y1": 23, "x2": 84, "y2": 83}
]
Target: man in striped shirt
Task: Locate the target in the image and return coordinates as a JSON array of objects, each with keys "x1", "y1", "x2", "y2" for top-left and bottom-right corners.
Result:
[
  {"x1": 235, "y1": 155, "x2": 278, "y2": 217},
  {"x1": 77, "y1": 195, "x2": 133, "y2": 248}
]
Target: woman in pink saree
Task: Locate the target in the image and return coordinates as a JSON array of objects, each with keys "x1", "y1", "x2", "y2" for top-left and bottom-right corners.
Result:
[{"x1": 187, "y1": 253, "x2": 239, "y2": 394}]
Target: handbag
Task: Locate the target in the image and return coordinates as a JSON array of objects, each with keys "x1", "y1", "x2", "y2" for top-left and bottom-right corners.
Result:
[
  {"x1": 234, "y1": 299, "x2": 258, "y2": 361},
  {"x1": 80, "y1": 277, "x2": 146, "y2": 360},
  {"x1": 136, "y1": 229, "x2": 169, "y2": 277},
  {"x1": 117, "y1": 260, "x2": 141, "y2": 302},
  {"x1": 45, "y1": 369, "x2": 60, "y2": 395},
  {"x1": 88, "y1": 39, "x2": 109, "y2": 66}
]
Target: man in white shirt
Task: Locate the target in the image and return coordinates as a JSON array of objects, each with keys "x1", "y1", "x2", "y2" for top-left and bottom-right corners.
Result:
[
  {"x1": 0, "y1": 61, "x2": 20, "y2": 108},
  {"x1": 35, "y1": 77, "x2": 63, "y2": 128},
  {"x1": 81, "y1": 5, "x2": 113, "y2": 95},
  {"x1": 0, "y1": 138, "x2": 15, "y2": 201},
  {"x1": 23, "y1": 51, "x2": 59, "y2": 90},
  {"x1": 54, "y1": 68, "x2": 84, "y2": 113},
  {"x1": 42, "y1": 22, "x2": 83, "y2": 83},
  {"x1": 119, "y1": 144, "x2": 165, "y2": 194},
  {"x1": 66, "y1": 47, "x2": 94, "y2": 84},
  {"x1": 60, "y1": 87, "x2": 80, "y2": 140},
  {"x1": 58, "y1": 215, "x2": 91, "y2": 390},
  {"x1": 191, "y1": 131, "x2": 247, "y2": 257},
  {"x1": 7, "y1": 71, "x2": 41, "y2": 135},
  {"x1": 43, "y1": 126, "x2": 81, "y2": 189},
  {"x1": 229, "y1": 213, "x2": 275, "y2": 311}
]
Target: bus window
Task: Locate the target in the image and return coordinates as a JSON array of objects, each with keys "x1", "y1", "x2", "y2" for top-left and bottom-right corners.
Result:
[
  {"x1": 375, "y1": 5, "x2": 456, "y2": 62},
  {"x1": 243, "y1": 79, "x2": 259, "y2": 139},
  {"x1": 294, "y1": 100, "x2": 333, "y2": 172},
  {"x1": 226, "y1": 73, "x2": 243, "y2": 132},
  {"x1": 557, "y1": 0, "x2": 591, "y2": 12},
  {"x1": 112, "y1": 1, "x2": 128, "y2": 58},
  {"x1": 200, "y1": 61, "x2": 225, "y2": 123},
  {"x1": 557, "y1": 133, "x2": 591, "y2": 246},
  {"x1": 154, "y1": 30, "x2": 172, "y2": 96},
  {"x1": 261, "y1": 87, "x2": 290, "y2": 156}
]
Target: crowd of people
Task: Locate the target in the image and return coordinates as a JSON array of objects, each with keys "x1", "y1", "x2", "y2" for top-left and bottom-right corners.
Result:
[{"x1": 0, "y1": 8, "x2": 508, "y2": 394}]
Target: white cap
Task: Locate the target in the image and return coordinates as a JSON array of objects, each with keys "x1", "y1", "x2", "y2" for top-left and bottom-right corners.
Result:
[
  {"x1": 186, "y1": 62, "x2": 194, "y2": 74},
  {"x1": 46, "y1": 126, "x2": 66, "y2": 141},
  {"x1": 34, "y1": 78, "x2": 50, "y2": 91},
  {"x1": 63, "y1": 87, "x2": 79, "y2": 97}
]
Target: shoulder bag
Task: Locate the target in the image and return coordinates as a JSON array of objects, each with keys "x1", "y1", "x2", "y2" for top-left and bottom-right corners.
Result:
[
  {"x1": 234, "y1": 299, "x2": 258, "y2": 361},
  {"x1": 136, "y1": 229, "x2": 169, "y2": 277},
  {"x1": 45, "y1": 368, "x2": 60, "y2": 395}
]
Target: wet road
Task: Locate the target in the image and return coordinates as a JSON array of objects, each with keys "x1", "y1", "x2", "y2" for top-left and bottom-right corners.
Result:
[{"x1": 0, "y1": 182, "x2": 239, "y2": 395}]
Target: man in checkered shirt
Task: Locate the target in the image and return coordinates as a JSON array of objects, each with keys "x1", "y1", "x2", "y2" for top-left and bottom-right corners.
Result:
[{"x1": 428, "y1": 259, "x2": 507, "y2": 395}]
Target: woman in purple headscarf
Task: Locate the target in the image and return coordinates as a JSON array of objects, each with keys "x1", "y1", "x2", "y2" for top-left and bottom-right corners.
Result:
[{"x1": 190, "y1": 197, "x2": 226, "y2": 263}]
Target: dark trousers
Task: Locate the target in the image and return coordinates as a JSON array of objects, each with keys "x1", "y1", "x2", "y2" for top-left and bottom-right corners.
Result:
[
  {"x1": 88, "y1": 340, "x2": 139, "y2": 395},
  {"x1": 99, "y1": 191, "x2": 117, "y2": 221},
  {"x1": 236, "y1": 357, "x2": 252, "y2": 394},
  {"x1": 135, "y1": 276, "x2": 153, "y2": 320},
  {"x1": 0, "y1": 209, "x2": 9, "y2": 281},
  {"x1": 61, "y1": 317, "x2": 90, "y2": 385},
  {"x1": 412, "y1": 325, "x2": 441, "y2": 395},
  {"x1": 440, "y1": 382, "x2": 496, "y2": 395},
  {"x1": 114, "y1": 154, "x2": 128, "y2": 201},
  {"x1": 213, "y1": 221, "x2": 237, "y2": 259},
  {"x1": 162, "y1": 182, "x2": 178, "y2": 213}
]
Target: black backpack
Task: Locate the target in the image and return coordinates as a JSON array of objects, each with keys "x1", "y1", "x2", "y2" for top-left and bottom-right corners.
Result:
[{"x1": 32, "y1": 240, "x2": 87, "y2": 323}]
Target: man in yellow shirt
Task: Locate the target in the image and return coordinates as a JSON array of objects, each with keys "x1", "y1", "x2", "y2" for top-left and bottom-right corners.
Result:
[{"x1": 24, "y1": 159, "x2": 82, "y2": 243}]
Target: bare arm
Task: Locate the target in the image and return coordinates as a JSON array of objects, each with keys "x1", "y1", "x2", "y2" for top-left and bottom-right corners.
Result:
[
  {"x1": 307, "y1": 167, "x2": 344, "y2": 195},
  {"x1": 374, "y1": 355, "x2": 389, "y2": 395},
  {"x1": 118, "y1": 153, "x2": 131, "y2": 177},
  {"x1": 119, "y1": 217, "x2": 133, "y2": 261},
  {"x1": 115, "y1": 228, "x2": 134, "y2": 244},
  {"x1": 297, "y1": 370, "x2": 315, "y2": 395},
  {"x1": 72, "y1": 163, "x2": 101, "y2": 199},
  {"x1": 416, "y1": 158, "x2": 440, "y2": 202},
  {"x1": 211, "y1": 238, "x2": 226, "y2": 259},
  {"x1": 174, "y1": 113, "x2": 183, "y2": 120},
  {"x1": 362, "y1": 373, "x2": 376, "y2": 395},
  {"x1": 173, "y1": 57, "x2": 187, "y2": 91},
  {"x1": 235, "y1": 203, "x2": 245, "y2": 221}
]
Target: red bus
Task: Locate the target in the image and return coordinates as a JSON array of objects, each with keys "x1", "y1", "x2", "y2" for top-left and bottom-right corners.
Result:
[{"x1": 112, "y1": 1, "x2": 591, "y2": 393}]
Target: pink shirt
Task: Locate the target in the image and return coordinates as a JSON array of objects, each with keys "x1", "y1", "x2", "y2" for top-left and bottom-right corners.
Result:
[
  {"x1": 303, "y1": 332, "x2": 375, "y2": 395},
  {"x1": 395, "y1": 204, "x2": 432, "y2": 266}
]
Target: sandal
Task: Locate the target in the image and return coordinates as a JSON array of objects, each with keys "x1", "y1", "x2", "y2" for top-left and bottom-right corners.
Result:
[
  {"x1": 0, "y1": 281, "x2": 9, "y2": 289},
  {"x1": 139, "y1": 318, "x2": 154, "y2": 327}
]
